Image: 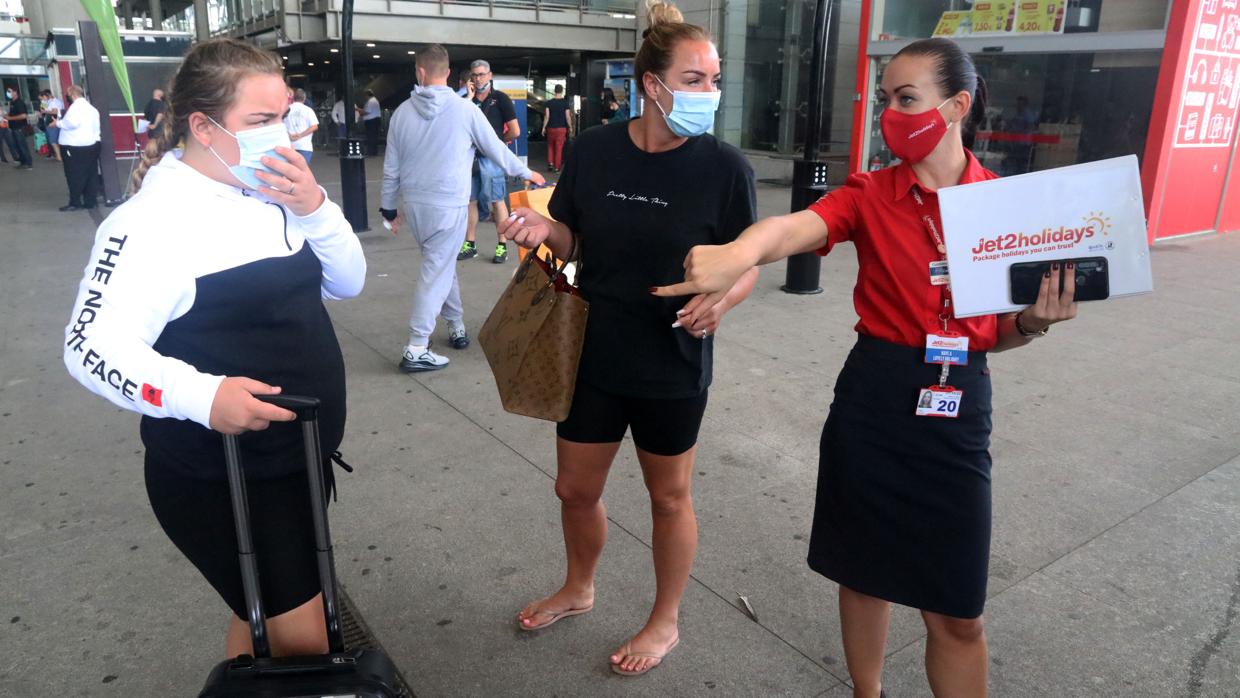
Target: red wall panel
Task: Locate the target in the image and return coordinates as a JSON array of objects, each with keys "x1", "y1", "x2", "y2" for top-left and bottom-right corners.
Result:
[
  {"x1": 1216, "y1": 136, "x2": 1240, "y2": 233},
  {"x1": 1144, "y1": 0, "x2": 1240, "y2": 240}
]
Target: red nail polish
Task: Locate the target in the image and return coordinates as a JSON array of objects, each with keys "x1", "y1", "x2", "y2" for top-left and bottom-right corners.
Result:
[
  {"x1": 1067, "y1": 262, "x2": 1074, "y2": 269},
  {"x1": 1052, "y1": 263, "x2": 1059, "y2": 271},
  {"x1": 1044, "y1": 271, "x2": 1052, "y2": 278},
  {"x1": 648, "y1": 287, "x2": 658, "y2": 293}
]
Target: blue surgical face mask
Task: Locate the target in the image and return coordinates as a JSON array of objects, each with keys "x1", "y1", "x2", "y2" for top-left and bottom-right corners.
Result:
[
  {"x1": 205, "y1": 116, "x2": 290, "y2": 190},
  {"x1": 652, "y1": 75, "x2": 720, "y2": 138}
]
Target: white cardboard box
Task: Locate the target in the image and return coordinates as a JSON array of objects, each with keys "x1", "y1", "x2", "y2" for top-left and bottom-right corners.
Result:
[{"x1": 938, "y1": 155, "x2": 1154, "y2": 318}]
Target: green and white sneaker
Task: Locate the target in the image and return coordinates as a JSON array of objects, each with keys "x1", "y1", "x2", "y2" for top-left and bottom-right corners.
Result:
[
  {"x1": 458, "y1": 241, "x2": 478, "y2": 261},
  {"x1": 493, "y1": 242, "x2": 509, "y2": 264}
]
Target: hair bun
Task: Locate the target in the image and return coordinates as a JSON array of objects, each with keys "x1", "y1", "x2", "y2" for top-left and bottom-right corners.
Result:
[{"x1": 646, "y1": 0, "x2": 685, "y2": 29}]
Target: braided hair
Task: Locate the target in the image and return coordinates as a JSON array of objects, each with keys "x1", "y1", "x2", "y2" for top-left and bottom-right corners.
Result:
[{"x1": 129, "y1": 38, "x2": 283, "y2": 194}]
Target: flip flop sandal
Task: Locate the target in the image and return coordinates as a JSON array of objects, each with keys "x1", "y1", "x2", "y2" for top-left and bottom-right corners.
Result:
[
  {"x1": 516, "y1": 603, "x2": 593, "y2": 631},
  {"x1": 610, "y1": 636, "x2": 680, "y2": 676}
]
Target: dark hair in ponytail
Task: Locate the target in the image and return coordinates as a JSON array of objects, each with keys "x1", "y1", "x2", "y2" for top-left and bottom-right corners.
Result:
[{"x1": 896, "y1": 38, "x2": 988, "y2": 149}]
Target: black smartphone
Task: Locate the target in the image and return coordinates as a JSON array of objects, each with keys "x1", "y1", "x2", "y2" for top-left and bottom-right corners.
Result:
[{"x1": 1009, "y1": 257, "x2": 1110, "y2": 305}]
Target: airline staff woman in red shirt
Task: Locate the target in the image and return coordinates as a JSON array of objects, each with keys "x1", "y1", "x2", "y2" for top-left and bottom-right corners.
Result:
[{"x1": 655, "y1": 39, "x2": 1079, "y2": 697}]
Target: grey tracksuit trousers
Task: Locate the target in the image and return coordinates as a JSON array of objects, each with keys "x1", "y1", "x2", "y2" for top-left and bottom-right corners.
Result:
[{"x1": 404, "y1": 202, "x2": 468, "y2": 347}]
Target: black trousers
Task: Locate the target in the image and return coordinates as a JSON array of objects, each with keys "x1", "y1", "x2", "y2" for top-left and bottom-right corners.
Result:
[
  {"x1": 364, "y1": 117, "x2": 379, "y2": 155},
  {"x1": 3, "y1": 128, "x2": 32, "y2": 165},
  {"x1": 62, "y1": 142, "x2": 100, "y2": 207}
]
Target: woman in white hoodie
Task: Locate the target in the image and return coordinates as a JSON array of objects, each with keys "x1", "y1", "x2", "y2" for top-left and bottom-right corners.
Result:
[{"x1": 63, "y1": 38, "x2": 365, "y2": 658}]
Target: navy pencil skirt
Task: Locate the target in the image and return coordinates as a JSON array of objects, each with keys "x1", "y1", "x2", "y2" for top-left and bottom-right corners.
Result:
[{"x1": 808, "y1": 334, "x2": 994, "y2": 619}]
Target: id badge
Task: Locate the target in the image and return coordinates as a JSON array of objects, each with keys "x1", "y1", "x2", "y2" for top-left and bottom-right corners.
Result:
[
  {"x1": 929, "y1": 260, "x2": 950, "y2": 286},
  {"x1": 925, "y1": 333, "x2": 970, "y2": 366},
  {"x1": 915, "y1": 386, "x2": 964, "y2": 418}
]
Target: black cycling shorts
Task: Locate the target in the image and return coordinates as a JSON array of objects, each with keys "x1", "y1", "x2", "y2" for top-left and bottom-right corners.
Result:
[
  {"x1": 145, "y1": 454, "x2": 330, "y2": 619},
  {"x1": 556, "y1": 380, "x2": 709, "y2": 456}
]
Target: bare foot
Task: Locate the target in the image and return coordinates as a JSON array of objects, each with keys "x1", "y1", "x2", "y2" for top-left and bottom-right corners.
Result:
[
  {"x1": 516, "y1": 587, "x2": 594, "y2": 631},
  {"x1": 610, "y1": 618, "x2": 680, "y2": 675}
]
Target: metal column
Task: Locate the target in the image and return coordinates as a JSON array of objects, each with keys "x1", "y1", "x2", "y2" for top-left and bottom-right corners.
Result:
[
  {"x1": 338, "y1": 0, "x2": 369, "y2": 232},
  {"x1": 781, "y1": 0, "x2": 833, "y2": 295},
  {"x1": 193, "y1": 0, "x2": 209, "y2": 41},
  {"x1": 77, "y1": 20, "x2": 125, "y2": 207}
]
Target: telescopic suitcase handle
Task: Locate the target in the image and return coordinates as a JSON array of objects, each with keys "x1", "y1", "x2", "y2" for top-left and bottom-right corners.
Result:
[{"x1": 223, "y1": 394, "x2": 345, "y2": 660}]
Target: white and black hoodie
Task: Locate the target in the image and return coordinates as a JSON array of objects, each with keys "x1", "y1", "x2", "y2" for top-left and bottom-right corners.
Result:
[{"x1": 63, "y1": 152, "x2": 366, "y2": 480}]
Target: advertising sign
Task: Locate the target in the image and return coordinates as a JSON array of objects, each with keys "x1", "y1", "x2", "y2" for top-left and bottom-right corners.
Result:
[
  {"x1": 493, "y1": 76, "x2": 528, "y2": 164},
  {"x1": 972, "y1": 1, "x2": 1016, "y2": 34},
  {"x1": 1174, "y1": 0, "x2": 1240, "y2": 149},
  {"x1": 932, "y1": 11, "x2": 971, "y2": 37},
  {"x1": 938, "y1": 156, "x2": 1153, "y2": 318},
  {"x1": 1015, "y1": 0, "x2": 1065, "y2": 34}
]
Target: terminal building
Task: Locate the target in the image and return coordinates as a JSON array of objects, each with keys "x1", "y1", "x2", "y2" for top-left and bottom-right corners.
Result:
[{"x1": 1, "y1": 0, "x2": 1234, "y2": 239}]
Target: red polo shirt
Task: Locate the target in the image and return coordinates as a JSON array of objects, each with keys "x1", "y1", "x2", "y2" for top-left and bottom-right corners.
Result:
[{"x1": 808, "y1": 151, "x2": 1001, "y2": 351}]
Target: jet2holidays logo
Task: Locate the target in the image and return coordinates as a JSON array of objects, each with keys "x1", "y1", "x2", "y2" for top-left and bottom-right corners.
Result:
[{"x1": 970, "y1": 211, "x2": 1115, "y2": 261}]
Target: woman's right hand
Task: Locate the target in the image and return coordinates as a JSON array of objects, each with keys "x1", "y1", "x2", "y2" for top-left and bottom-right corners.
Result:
[
  {"x1": 652, "y1": 242, "x2": 756, "y2": 307},
  {"x1": 498, "y1": 207, "x2": 553, "y2": 250},
  {"x1": 209, "y1": 377, "x2": 297, "y2": 435}
]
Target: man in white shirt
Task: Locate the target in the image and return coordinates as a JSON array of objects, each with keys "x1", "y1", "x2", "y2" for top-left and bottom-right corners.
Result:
[
  {"x1": 331, "y1": 98, "x2": 347, "y2": 140},
  {"x1": 39, "y1": 89, "x2": 64, "y2": 161},
  {"x1": 54, "y1": 85, "x2": 102, "y2": 212},
  {"x1": 285, "y1": 88, "x2": 319, "y2": 164},
  {"x1": 362, "y1": 90, "x2": 382, "y2": 155}
]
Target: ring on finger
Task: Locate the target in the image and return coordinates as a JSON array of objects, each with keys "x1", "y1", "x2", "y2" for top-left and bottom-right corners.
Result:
[
  {"x1": 287, "y1": 183, "x2": 296, "y2": 195},
  {"x1": 700, "y1": 330, "x2": 709, "y2": 339}
]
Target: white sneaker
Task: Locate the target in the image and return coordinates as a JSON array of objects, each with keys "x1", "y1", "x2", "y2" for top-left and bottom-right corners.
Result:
[{"x1": 398, "y1": 345, "x2": 449, "y2": 372}]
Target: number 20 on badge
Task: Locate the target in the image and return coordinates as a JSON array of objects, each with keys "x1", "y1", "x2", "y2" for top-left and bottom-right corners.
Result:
[{"x1": 915, "y1": 386, "x2": 963, "y2": 418}]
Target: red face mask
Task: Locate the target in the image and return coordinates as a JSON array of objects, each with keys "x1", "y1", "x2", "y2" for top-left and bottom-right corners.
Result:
[{"x1": 880, "y1": 98, "x2": 952, "y2": 164}]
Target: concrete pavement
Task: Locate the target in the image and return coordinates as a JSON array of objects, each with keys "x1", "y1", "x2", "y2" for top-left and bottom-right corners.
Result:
[{"x1": 1, "y1": 149, "x2": 1238, "y2": 697}]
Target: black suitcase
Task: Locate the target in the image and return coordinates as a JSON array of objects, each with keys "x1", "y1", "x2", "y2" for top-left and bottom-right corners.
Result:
[{"x1": 199, "y1": 394, "x2": 406, "y2": 697}]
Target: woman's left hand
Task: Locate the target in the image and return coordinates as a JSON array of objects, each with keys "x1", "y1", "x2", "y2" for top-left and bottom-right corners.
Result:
[
  {"x1": 675, "y1": 293, "x2": 729, "y2": 339},
  {"x1": 1021, "y1": 261, "x2": 1079, "y2": 332},
  {"x1": 256, "y1": 146, "x2": 325, "y2": 217}
]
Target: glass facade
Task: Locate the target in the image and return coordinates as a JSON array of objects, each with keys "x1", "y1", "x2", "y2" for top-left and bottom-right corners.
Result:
[
  {"x1": 859, "y1": 0, "x2": 1169, "y2": 175},
  {"x1": 872, "y1": 0, "x2": 1171, "y2": 40},
  {"x1": 717, "y1": 0, "x2": 862, "y2": 159},
  {"x1": 864, "y1": 51, "x2": 1161, "y2": 175}
]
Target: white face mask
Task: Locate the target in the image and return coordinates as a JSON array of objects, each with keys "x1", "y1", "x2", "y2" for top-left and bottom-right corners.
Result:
[
  {"x1": 651, "y1": 75, "x2": 721, "y2": 138},
  {"x1": 204, "y1": 116, "x2": 291, "y2": 190}
]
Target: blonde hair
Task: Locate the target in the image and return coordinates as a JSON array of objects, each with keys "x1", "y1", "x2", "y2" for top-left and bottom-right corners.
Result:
[
  {"x1": 635, "y1": 1, "x2": 711, "y2": 100},
  {"x1": 129, "y1": 38, "x2": 283, "y2": 194}
]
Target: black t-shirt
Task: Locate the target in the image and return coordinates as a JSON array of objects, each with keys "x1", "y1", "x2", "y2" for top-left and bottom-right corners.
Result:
[
  {"x1": 143, "y1": 98, "x2": 165, "y2": 124},
  {"x1": 546, "y1": 98, "x2": 570, "y2": 129},
  {"x1": 601, "y1": 97, "x2": 618, "y2": 120},
  {"x1": 548, "y1": 120, "x2": 757, "y2": 399},
  {"x1": 8, "y1": 97, "x2": 27, "y2": 120},
  {"x1": 473, "y1": 87, "x2": 516, "y2": 139}
]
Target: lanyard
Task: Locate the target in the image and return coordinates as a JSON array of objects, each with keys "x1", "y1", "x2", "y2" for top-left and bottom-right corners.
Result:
[
  {"x1": 911, "y1": 187, "x2": 954, "y2": 387},
  {"x1": 910, "y1": 187, "x2": 952, "y2": 333}
]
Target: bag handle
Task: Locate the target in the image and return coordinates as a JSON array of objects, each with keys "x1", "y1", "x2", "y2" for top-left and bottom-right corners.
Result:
[
  {"x1": 531, "y1": 234, "x2": 580, "y2": 306},
  {"x1": 222, "y1": 394, "x2": 346, "y2": 658}
]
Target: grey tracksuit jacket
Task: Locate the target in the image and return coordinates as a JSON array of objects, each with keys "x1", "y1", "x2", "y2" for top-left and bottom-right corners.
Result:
[{"x1": 380, "y1": 84, "x2": 532, "y2": 210}]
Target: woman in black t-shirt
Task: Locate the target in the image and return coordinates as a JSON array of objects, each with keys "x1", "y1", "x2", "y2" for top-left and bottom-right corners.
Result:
[
  {"x1": 541, "y1": 85, "x2": 572, "y2": 172},
  {"x1": 500, "y1": 2, "x2": 757, "y2": 677},
  {"x1": 600, "y1": 87, "x2": 620, "y2": 124}
]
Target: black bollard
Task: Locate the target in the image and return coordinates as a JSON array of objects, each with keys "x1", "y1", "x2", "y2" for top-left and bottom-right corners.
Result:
[
  {"x1": 340, "y1": 137, "x2": 368, "y2": 232},
  {"x1": 782, "y1": 160, "x2": 829, "y2": 294}
]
